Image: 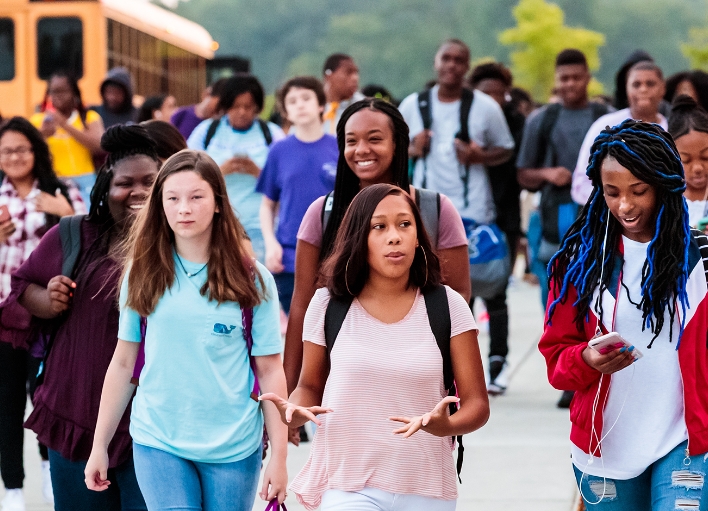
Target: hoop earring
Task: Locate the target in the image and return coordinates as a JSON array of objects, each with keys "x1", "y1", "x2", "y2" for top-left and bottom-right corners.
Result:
[
  {"x1": 419, "y1": 246, "x2": 428, "y2": 287},
  {"x1": 345, "y1": 258, "x2": 354, "y2": 296}
]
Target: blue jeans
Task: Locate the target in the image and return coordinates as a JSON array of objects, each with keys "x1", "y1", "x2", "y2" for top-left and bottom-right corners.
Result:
[
  {"x1": 527, "y1": 211, "x2": 549, "y2": 310},
  {"x1": 132, "y1": 443, "x2": 262, "y2": 511},
  {"x1": 273, "y1": 272, "x2": 294, "y2": 315},
  {"x1": 574, "y1": 441, "x2": 708, "y2": 510},
  {"x1": 48, "y1": 448, "x2": 146, "y2": 511}
]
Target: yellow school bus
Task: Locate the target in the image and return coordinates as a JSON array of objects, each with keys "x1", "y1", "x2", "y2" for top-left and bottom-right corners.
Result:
[{"x1": 0, "y1": 0, "x2": 216, "y2": 118}]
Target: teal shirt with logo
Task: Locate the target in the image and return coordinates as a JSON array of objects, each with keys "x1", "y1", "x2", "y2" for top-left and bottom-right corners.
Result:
[{"x1": 118, "y1": 255, "x2": 281, "y2": 462}]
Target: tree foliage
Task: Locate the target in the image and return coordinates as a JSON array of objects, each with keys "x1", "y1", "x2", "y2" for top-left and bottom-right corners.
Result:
[
  {"x1": 169, "y1": 0, "x2": 707, "y2": 101},
  {"x1": 499, "y1": 0, "x2": 604, "y2": 101},
  {"x1": 683, "y1": 2, "x2": 708, "y2": 73}
]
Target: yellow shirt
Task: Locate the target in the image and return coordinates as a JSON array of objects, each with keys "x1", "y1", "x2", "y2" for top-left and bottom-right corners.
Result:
[{"x1": 30, "y1": 110, "x2": 99, "y2": 178}]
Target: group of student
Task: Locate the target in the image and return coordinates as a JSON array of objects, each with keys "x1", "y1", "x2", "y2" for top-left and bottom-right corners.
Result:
[{"x1": 0, "y1": 36, "x2": 707, "y2": 511}]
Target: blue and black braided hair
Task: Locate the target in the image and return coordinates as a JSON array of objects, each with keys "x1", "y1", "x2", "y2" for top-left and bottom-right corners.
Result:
[{"x1": 547, "y1": 119, "x2": 690, "y2": 348}]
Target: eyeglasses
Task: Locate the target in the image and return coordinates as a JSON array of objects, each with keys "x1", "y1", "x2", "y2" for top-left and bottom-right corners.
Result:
[{"x1": 0, "y1": 147, "x2": 33, "y2": 159}]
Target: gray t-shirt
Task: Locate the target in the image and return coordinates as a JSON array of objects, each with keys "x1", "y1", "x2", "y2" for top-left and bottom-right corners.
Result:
[
  {"x1": 516, "y1": 105, "x2": 596, "y2": 172},
  {"x1": 399, "y1": 86, "x2": 515, "y2": 224}
]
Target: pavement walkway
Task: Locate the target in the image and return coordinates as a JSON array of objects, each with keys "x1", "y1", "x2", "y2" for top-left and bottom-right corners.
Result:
[{"x1": 5, "y1": 278, "x2": 579, "y2": 511}]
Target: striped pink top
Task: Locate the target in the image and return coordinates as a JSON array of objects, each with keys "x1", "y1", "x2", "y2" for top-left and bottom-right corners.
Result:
[{"x1": 289, "y1": 286, "x2": 478, "y2": 509}]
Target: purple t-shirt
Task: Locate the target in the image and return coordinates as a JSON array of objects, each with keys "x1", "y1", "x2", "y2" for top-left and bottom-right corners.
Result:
[
  {"x1": 256, "y1": 134, "x2": 337, "y2": 272},
  {"x1": 171, "y1": 105, "x2": 205, "y2": 140}
]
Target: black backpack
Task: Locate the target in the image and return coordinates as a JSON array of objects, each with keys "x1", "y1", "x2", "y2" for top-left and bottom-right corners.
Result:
[
  {"x1": 35, "y1": 215, "x2": 84, "y2": 384},
  {"x1": 535, "y1": 102, "x2": 609, "y2": 245},
  {"x1": 203, "y1": 118, "x2": 273, "y2": 149},
  {"x1": 415, "y1": 87, "x2": 475, "y2": 208},
  {"x1": 323, "y1": 284, "x2": 465, "y2": 481}
]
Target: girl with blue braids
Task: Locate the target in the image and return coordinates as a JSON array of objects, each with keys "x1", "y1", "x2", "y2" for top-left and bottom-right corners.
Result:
[{"x1": 539, "y1": 119, "x2": 708, "y2": 510}]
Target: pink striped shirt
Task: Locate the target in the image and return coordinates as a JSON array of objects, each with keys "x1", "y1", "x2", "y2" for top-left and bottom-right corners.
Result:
[{"x1": 290, "y1": 286, "x2": 478, "y2": 510}]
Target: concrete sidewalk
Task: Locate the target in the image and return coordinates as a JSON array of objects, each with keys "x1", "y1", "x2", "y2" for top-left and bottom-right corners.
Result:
[{"x1": 5, "y1": 279, "x2": 578, "y2": 511}]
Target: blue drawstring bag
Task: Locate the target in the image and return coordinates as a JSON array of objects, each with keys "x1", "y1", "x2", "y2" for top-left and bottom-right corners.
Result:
[{"x1": 463, "y1": 219, "x2": 511, "y2": 299}]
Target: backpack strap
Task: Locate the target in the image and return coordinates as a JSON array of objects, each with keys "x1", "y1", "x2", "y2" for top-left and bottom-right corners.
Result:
[
  {"x1": 416, "y1": 89, "x2": 433, "y2": 188},
  {"x1": 423, "y1": 285, "x2": 453, "y2": 389},
  {"x1": 415, "y1": 188, "x2": 441, "y2": 248},
  {"x1": 589, "y1": 102, "x2": 609, "y2": 122},
  {"x1": 37, "y1": 215, "x2": 84, "y2": 385},
  {"x1": 422, "y1": 284, "x2": 464, "y2": 482},
  {"x1": 242, "y1": 306, "x2": 261, "y2": 400},
  {"x1": 257, "y1": 119, "x2": 273, "y2": 146},
  {"x1": 203, "y1": 118, "x2": 221, "y2": 149},
  {"x1": 692, "y1": 229, "x2": 708, "y2": 284},
  {"x1": 456, "y1": 88, "x2": 474, "y2": 144},
  {"x1": 418, "y1": 88, "x2": 433, "y2": 131},
  {"x1": 320, "y1": 192, "x2": 334, "y2": 234},
  {"x1": 456, "y1": 88, "x2": 474, "y2": 209},
  {"x1": 324, "y1": 294, "x2": 354, "y2": 359},
  {"x1": 59, "y1": 215, "x2": 83, "y2": 278},
  {"x1": 537, "y1": 103, "x2": 563, "y2": 168}
]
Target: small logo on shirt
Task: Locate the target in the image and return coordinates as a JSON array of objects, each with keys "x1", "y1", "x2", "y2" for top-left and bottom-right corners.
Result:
[
  {"x1": 323, "y1": 162, "x2": 337, "y2": 178},
  {"x1": 213, "y1": 323, "x2": 237, "y2": 335}
]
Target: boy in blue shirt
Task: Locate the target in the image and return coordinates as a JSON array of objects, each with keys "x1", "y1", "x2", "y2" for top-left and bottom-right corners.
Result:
[{"x1": 257, "y1": 76, "x2": 338, "y2": 313}]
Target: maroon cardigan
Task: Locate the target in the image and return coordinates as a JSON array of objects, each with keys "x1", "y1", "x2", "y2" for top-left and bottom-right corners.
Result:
[{"x1": 4, "y1": 220, "x2": 133, "y2": 467}]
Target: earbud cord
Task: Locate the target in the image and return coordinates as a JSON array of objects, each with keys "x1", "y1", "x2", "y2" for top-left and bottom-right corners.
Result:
[{"x1": 578, "y1": 210, "x2": 636, "y2": 505}]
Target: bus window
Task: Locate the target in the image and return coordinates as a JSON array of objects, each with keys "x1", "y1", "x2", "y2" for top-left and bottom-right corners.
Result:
[
  {"x1": 37, "y1": 17, "x2": 83, "y2": 79},
  {"x1": 0, "y1": 19, "x2": 14, "y2": 81}
]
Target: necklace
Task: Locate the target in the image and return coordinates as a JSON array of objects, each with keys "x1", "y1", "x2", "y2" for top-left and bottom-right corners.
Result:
[{"x1": 176, "y1": 254, "x2": 207, "y2": 277}]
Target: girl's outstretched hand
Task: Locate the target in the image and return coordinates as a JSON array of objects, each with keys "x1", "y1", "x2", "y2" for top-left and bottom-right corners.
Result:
[
  {"x1": 259, "y1": 393, "x2": 332, "y2": 429},
  {"x1": 390, "y1": 396, "x2": 460, "y2": 438}
]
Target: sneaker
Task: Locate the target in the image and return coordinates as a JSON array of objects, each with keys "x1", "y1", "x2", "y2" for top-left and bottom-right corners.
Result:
[
  {"x1": 557, "y1": 390, "x2": 575, "y2": 409},
  {"x1": 41, "y1": 460, "x2": 54, "y2": 504},
  {"x1": 1, "y1": 489, "x2": 25, "y2": 511},
  {"x1": 487, "y1": 356, "x2": 509, "y2": 395}
]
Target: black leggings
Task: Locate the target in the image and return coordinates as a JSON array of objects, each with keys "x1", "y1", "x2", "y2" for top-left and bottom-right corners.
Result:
[
  {"x1": 470, "y1": 291, "x2": 509, "y2": 359},
  {"x1": 0, "y1": 342, "x2": 48, "y2": 490}
]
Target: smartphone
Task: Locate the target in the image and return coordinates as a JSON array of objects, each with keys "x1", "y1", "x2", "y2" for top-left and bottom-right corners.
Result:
[
  {"x1": 588, "y1": 332, "x2": 643, "y2": 360},
  {"x1": 0, "y1": 205, "x2": 10, "y2": 223}
]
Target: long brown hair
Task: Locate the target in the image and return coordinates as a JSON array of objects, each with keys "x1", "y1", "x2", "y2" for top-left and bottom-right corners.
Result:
[
  {"x1": 122, "y1": 149, "x2": 264, "y2": 316},
  {"x1": 320, "y1": 183, "x2": 441, "y2": 299}
]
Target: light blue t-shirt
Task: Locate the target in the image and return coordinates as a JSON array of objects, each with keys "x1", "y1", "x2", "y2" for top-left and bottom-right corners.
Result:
[
  {"x1": 186, "y1": 116, "x2": 285, "y2": 233},
  {"x1": 118, "y1": 255, "x2": 282, "y2": 463}
]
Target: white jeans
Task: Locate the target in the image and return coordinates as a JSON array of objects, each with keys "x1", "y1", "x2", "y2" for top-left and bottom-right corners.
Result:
[{"x1": 321, "y1": 487, "x2": 457, "y2": 511}]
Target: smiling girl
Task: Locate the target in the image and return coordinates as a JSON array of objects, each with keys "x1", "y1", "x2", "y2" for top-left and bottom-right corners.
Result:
[
  {"x1": 262, "y1": 184, "x2": 488, "y2": 510},
  {"x1": 668, "y1": 95, "x2": 708, "y2": 228},
  {"x1": 540, "y1": 120, "x2": 708, "y2": 510},
  {"x1": 85, "y1": 150, "x2": 288, "y2": 511}
]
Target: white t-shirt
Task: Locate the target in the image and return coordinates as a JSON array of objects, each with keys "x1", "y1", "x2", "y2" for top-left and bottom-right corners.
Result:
[
  {"x1": 399, "y1": 86, "x2": 515, "y2": 224},
  {"x1": 571, "y1": 109, "x2": 668, "y2": 205},
  {"x1": 687, "y1": 199, "x2": 708, "y2": 228},
  {"x1": 571, "y1": 236, "x2": 687, "y2": 479}
]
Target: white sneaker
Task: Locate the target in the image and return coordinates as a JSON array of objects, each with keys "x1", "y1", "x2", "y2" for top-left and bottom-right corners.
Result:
[
  {"x1": 487, "y1": 356, "x2": 509, "y2": 395},
  {"x1": 1, "y1": 489, "x2": 25, "y2": 511},
  {"x1": 41, "y1": 460, "x2": 54, "y2": 504}
]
